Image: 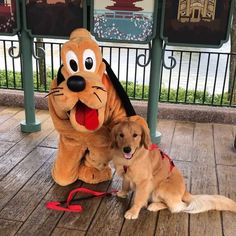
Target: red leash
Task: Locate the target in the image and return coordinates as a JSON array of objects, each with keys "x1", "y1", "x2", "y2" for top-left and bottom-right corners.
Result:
[{"x1": 46, "y1": 187, "x2": 118, "y2": 212}]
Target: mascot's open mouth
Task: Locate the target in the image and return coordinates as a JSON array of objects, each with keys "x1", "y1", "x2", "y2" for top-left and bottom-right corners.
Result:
[{"x1": 74, "y1": 101, "x2": 99, "y2": 131}]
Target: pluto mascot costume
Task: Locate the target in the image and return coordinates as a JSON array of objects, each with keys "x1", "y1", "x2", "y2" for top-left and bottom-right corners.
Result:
[{"x1": 48, "y1": 28, "x2": 136, "y2": 186}]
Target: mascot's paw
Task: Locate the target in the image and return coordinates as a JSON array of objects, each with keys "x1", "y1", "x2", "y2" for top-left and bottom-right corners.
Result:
[{"x1": 78, "y1": 165, "x2": 112, "y2": 184}]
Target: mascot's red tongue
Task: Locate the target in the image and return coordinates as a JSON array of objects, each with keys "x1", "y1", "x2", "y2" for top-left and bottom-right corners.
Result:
[{"x1": 75, "y1": 102, "x2": 99, "y2": 130}]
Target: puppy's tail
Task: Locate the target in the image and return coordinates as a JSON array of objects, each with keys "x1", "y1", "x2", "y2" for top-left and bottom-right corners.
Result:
[{"x1": 181, "y1": 191, "x2": 236, "y2": 214}]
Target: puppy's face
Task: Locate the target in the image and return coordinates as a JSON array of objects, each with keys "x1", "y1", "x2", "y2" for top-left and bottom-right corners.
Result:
[{"x1": 111, "y1": 120, "x2": 150, "y2": 161}]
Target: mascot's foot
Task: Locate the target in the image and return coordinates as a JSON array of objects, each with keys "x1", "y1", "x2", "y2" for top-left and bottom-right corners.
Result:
[
  {"x1": 51, "y1": 167, "x2": 78, "y2": 186},
  {"x1": 78, "y1": 165, "x2": 112, "y2": 184}
]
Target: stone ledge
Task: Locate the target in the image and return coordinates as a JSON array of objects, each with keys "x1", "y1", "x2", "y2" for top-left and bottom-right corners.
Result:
[
  {"x1": 132, "y1": 101, "x2": 236, "y2": 124},
  {"x1": 1, "y1": 89, "x2": 236, "y2": 124}
]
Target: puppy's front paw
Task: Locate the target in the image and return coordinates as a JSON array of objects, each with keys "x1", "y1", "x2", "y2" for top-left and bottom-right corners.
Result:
[
  {"x1": 124, "y1": 209, "x2": 139, "y2": 220},
  {"x1": 116, "y1": 190, "x2": 128, "y2": 198}
]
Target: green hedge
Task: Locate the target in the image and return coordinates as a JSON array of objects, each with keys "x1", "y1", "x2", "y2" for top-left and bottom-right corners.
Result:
[
  {"x1": 0, "y1": 69, "x2": 53, "y2": 91},
  {"x1": 120, "y1": 81, "x2": 231, "y2": 106},
  {"x1": 0, "y1": 70, "x2": 233, "y2": 106}
]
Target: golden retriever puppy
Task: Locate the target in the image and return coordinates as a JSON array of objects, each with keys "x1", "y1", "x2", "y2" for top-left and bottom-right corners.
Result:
[{"x1": 111, "y1": 116, "x2": 236, "y2": 219}]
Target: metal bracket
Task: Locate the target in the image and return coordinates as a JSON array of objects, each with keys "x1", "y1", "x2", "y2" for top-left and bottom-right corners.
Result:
[
  {"x1": 162, "y1": 43, "x2": 176, "y2": 69},
  {"x1": 32, "y1": 41, "x2": 46, "y2": 60},
  {"x1": 137, "y1": 42, "x2": 151, "y2": 67},
  {"x1": 8, "y1": 32, "x2": 21, "y2": 59}
]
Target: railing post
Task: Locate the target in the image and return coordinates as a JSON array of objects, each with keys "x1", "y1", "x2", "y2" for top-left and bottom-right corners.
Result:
[
  {"x1": 19, "y1": 0, "x2": 41, "y2": 132},
  {"x1": 147, "y1": 1, "x2": 163, "y2": 144}
]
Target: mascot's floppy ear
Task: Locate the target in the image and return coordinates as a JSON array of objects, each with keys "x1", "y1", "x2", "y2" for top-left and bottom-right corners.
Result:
[
  {"x1": 102, "y1": 59, "x2": 136, "y2": 117},
  {"x1": 56, "y1": 65, "x2": 65, "y2": 86}
]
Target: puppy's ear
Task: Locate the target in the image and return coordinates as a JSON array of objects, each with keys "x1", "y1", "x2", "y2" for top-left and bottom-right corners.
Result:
[
  {"x1": 129, "y1": 115, "x2": 151, "y2": 149},
  {"x1": 110, "y1": 123, "x2": 120, "y2": 149},
  {"x1": 141, "y1": 126, "x2": 152, "y2": 149},
  {"x1": 109, "y1": 118, "x2": 128, "y2": 149}
]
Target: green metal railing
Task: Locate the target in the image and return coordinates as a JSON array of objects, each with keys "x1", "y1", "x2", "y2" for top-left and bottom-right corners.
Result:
[{"x1": 0, "y1": 38, "x2": 235, "y2": 108}]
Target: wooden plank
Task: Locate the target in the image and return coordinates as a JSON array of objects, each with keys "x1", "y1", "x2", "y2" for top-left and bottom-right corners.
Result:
[
  {"x1": 0, "y1": 147, "x2": 54, "y2": 211},
  {"x1": 155, "y1": 161, "x2": 191, "y2": 236},
  {"x1": 0, "y1": 109, "x2": 25, "y2": 134},
  {"x1": 85, "y1": 173, "x2": 130, "y2": 236},
  {"x1": 120, "y1": 204, "x2": 157, "y2": 236},
  {"x1": 170, "y1": 122, "x2": 194, "y2": 162},
  {"x1": 0, "y1": 219, "x2": 22, "y2": 236},
  {"x1": 157, "y1": 119, "x2": 176, "y2": 153},
  {"x1": 40, "y1": 130, "x2": 59, "y2": 149},
  {"x1": 0, "y1": 107, "x2": 22, "y2": 124},
  {"x1": 58, "y1": 172, "x2": 115, "y2": 231},
  {"x1": 0, "y1": 109, "x2": 51, "y2": 143},
  {"x1": 192, "y1": 123, "x2": 215, "y2": 165},
  {"x1": 0, "y1": 106, "x2": 6, "y2": 112},
  {"x1": 51, "y1": 228, "x2": 85, "y2": 236},
  {"x1": 214, "y1": 124, "x2": 236, "y2": 166},
  {"x1": 190, "y1": 163, "x2": 222, "y2": 235},
  {"x1": 0, "y1": 109, "x2": 28, "y2": 143},
  {"x1": 0, "y1": 150, "x2": 55, "y2": 221},
  {"x1": 233, "y1": 125, "x2": 236, "y2": 149},
  {"x1": 0, "y1": 116, "x2": 55, "y2": 179},
  {"x1": 217, "y1": 165, "x2": 236, "y2": 236},
  {"x1": 17, "y1": 181, "x2": 82, "y2": 236},
  {"x1": 0, "y1": 140, "x2": 15, "y2": 156}
]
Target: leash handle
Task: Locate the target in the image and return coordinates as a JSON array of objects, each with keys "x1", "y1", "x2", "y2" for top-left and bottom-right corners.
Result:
[
  {"x1": 46, "y1": 201, "x2": 83, "y2": 212},
  {"x1": 46, "y1": 187, "x2": 117, "y2": 212}
]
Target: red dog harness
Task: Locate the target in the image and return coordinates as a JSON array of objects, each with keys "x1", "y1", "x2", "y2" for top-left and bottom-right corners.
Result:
[
  {"x1": 123, "y1": 144, "x2": 175, "y2": 173},
  {"x1": 149, "y1": 144, "x2": 175, "y2": 172}
]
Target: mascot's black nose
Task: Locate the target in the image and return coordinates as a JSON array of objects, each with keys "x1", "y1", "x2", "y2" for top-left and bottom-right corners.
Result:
[
  {"x1": 67, "y1": 75, "x2": 86, "y2": 92},
  {"x1": 123, "y1": 146, "x2": 132, "y2": 153}
]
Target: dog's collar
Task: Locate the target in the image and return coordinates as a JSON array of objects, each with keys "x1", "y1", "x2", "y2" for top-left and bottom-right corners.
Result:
[
  {"x1": 149, "y1": 144, "x2": 158, "y2": 151},
  {"x1": 123, "y1": 165, "x2": 128, "y2": 173}
]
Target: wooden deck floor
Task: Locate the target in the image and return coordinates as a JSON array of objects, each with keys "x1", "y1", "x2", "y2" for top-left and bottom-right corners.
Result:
[{"x1": 0, "y1": 106, "x2": 236, "y2": 236}]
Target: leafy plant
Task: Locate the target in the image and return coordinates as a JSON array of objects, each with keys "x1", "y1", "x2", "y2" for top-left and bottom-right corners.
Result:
[{"x1": 0, "y1": 69, "x2": 234, "y2": 106}]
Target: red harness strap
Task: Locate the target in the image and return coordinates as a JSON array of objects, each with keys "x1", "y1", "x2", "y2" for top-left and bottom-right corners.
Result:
[
  {"x1": 149, "y1": 144, "x2": 175, "y2": 172},
  {"x1": 46, "y1": 187, "x2": 117, "y2": 212}
]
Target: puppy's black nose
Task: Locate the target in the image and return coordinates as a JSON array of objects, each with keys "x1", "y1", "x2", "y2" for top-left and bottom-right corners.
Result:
[
  {"x1": 67, "y1": 75, "x2": 86, "y2": 92},
  {"x1": 123, "y1": 146, "x2": 131, "y2": 153}
]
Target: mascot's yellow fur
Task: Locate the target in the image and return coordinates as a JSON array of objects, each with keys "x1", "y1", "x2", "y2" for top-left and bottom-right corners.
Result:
[{"x1": 48, "y1": 28, "x2": 135, "y2": 185}]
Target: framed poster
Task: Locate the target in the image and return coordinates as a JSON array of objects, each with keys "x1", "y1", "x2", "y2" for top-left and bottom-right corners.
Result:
[
  {"x1": 161, "y1": 0, "x2": 234, "y2": 48},
  {"x1": 91, "y1": 0, "x2": 158, "y2": 44},
  {"x1": 0, "y1": 0, "x2": 20, "y2": 36},
  {"x1": 23, "y1": 0, "x2": 85, "y2": 38}
]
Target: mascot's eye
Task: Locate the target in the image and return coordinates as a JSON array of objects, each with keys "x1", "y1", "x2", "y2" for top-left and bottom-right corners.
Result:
[
  {"x1": 85, "y1": 57, "x2": 93, "y2": 70},
  {"x1": 66, "y1": 50, "x2": 79, "y2": 74},
  {"x1": 83, "y1": 49, "x2": 96, "y2": 72},
  {"x1": 70, "y1": 60, "x2": 78, "y2": 72}
]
